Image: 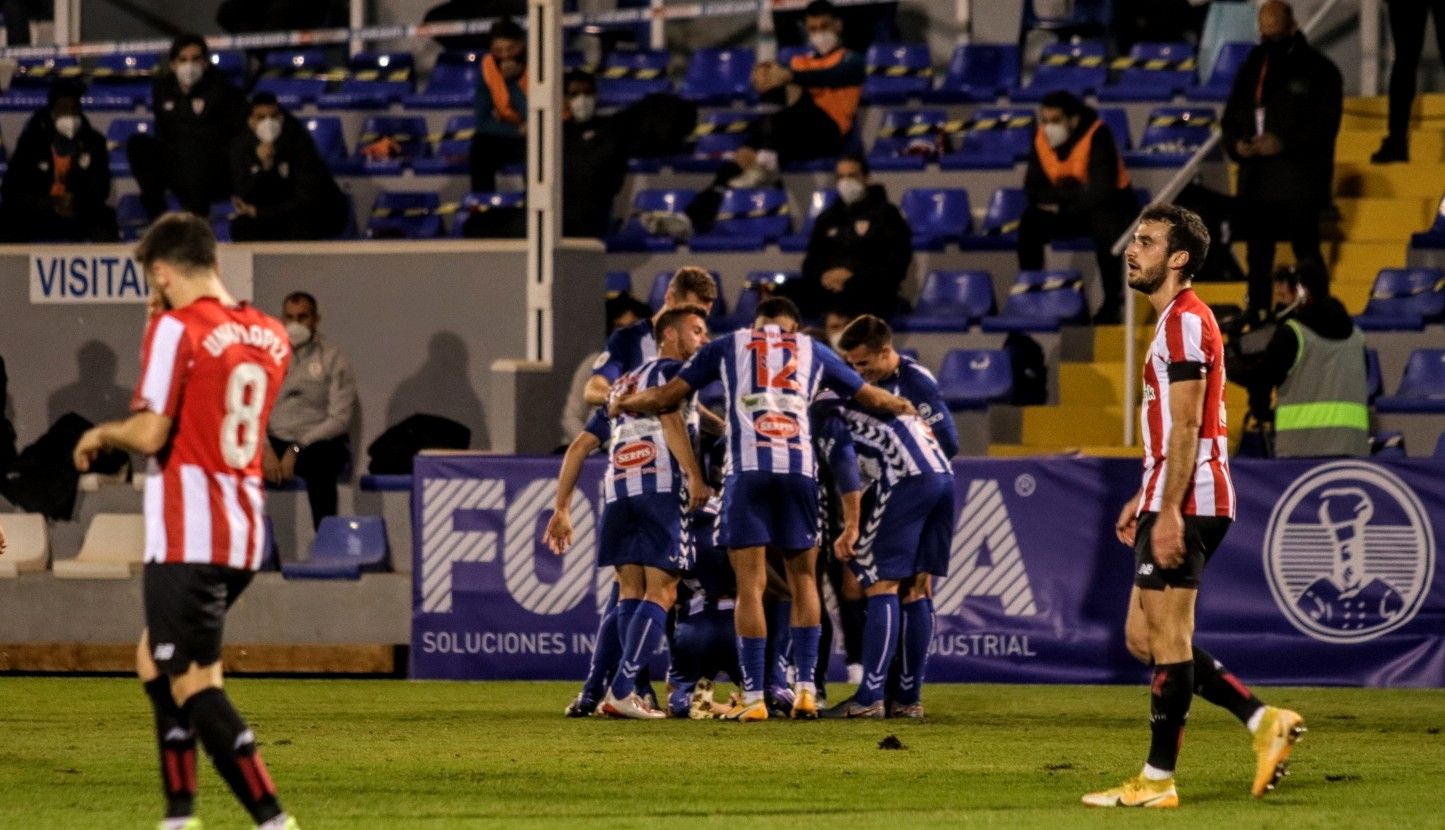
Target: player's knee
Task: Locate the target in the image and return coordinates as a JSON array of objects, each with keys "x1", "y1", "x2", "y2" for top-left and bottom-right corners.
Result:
[{"x1": 1124, "y1": 630, "x2": 1151, "y2": 663}]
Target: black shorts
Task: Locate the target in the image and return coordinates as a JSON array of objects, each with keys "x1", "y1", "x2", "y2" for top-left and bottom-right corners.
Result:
[
  {"x1": 1133, "y1": 512, "x2": 1232, "y2": 590},
  {"x1": 143, "y1": 563, "x2": 254, "y2": 675}
]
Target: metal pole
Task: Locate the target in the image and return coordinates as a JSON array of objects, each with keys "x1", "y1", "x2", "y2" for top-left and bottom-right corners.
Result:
[
  {"x1": 526, "y1": 0, "x2": 562, "y2": 365},
  {"x1": 349, "y1": 0, "x2": 366, "y2": 57},
  {"x1": 1361, "y1": 0, "x2": 1381, "y2": 96},
  {"x1": 55, "y1": 0, "x2": 78, "y2": 44},
  {"x1": 1122, "y1": 258, "x2": 1136, "y2": 446},
  {"x1": 650, "y1": 0, "x2": 666, "y2": 51},
  {"x1": 956, "y1": 0, "x2": 971, "y2": 44}
]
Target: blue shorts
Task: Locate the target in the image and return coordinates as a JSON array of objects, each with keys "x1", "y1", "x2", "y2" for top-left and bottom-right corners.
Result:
[
  {"x1": 850, "y1": 473, "x2": 956, "y2": 588},
  {"x1": 598, "y1": 491, "x2": 689, "y2": 571},
  {"x1": 719, "y1": 471, "x2": 819, "y2": 550}
]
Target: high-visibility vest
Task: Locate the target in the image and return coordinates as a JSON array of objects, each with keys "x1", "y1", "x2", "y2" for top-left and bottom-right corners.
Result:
[
  {"x1": 1274, "y1": 319, "x2": 1370, "y2": 458},
  {"x1": 1033, "y1": 119, "x2": 1130, "y2": 189}
]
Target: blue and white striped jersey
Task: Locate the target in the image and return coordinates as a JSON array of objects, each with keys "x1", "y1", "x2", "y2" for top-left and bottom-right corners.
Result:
[
  {"x1": 678, "y1": 326, "x2": 865, "y2": 479},
  {"x1": 585, "y1": 357, "x2": 697, "y2": 502},
  {"x1": 875, "y1": 355, "x2": 959, "y2": 459},
  {"x1": 590, "y1": 318, "x2": 657, "y2": 384},
  {"x1": 813, "y1": 391, "x2": 952, "y2": 491}
]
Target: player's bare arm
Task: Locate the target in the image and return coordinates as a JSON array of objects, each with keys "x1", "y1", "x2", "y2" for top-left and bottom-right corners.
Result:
[
  {"x1": 543, "y1": 430, "x2": 601, "y2": 555},
  {"x1": 583, "y1": 374, "x2": 613, "y2": 407},
  {"x1": 852, "y1": 383, "x2": 917, "y2": 417},
  {"x1": 612, "y1": 376, "x2": 692, "y2": 417},
  {"x1": 1116, "y1": 489, "x2": 1143, "y2": 546},
  {"x1": 658, "y1": 410, "x2": 710, "y2": 512},
  {"x1": 73, "y1": 411, "x2": 173, "y2": 471},
  {"x1": 1155, "y1": 378, "x2": 1205, "y2": 568},
  {"x1": 832, "y1": 489, "x2": 862, "y2": 561}
]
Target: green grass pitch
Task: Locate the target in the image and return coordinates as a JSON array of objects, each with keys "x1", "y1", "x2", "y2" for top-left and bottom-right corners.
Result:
[{"x1": 2, "y1": 678, "x2": 1443, "y2": 828}]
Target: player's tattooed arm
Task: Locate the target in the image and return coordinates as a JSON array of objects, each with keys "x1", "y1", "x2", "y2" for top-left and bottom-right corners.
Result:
[
  {"x1": 543, "y1": 430, "x2": 601, "y2": 555},
  {"x1": 852, "y1": 383, "x2": 917, "y2": 417},
  {"x1": 659, "y1": 411, "x2": 710, "y2": 512},
  {"x1": 833, "y1": 489, "x2": 862, "y2": 561},
  {"x1": 611, "y1": 376, "x2": 692, "y2": 417},
  {"x1": 73, "y1": 412, "x2": 174, "y2": 471}
]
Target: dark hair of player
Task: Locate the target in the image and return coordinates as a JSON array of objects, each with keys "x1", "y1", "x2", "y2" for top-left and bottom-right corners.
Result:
[
  {"x1": 1138, "y1": 204, "x2": 1211, "y2": 280},
  {"x1": 133, "y1": 212, "x2": 218, "y2": 274},
  {"x1": 755, "y1": 296, "x2": 802, "y2": 325},
  {"x1": 837, "y1": 314, "x2": 893, "y2": 352},
  {"x1": 653, "y1": 304, "x2": 709, "y2": 340},
  {"x1": 668, "y1": 266, "x2": 718, "y2": 306}
]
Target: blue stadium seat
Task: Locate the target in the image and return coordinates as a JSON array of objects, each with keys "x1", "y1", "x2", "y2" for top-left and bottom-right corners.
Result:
[
  {"x1": 1369, "y1": 349, "x2": 1445, "y2": 413},
  {"x1": 863, "y1": 43, "x2": 934, "y2": 104},
  {"x1": 448, "y1": 191, "x2": 524, "y2": 237},
  {"x1": 1410, "y1": 194, "x2": 1445, "y2": 249},
  {"x1": 646, "y1": 270, "x2": 728, "y2": 323},
  {"x1": 1023, "y1": 0, "x2": 1111, "y2": 33},
  {"x1": 414, "y1": 114, "x2": 475, "y2": 175},
  {"x1": 209, "y1": 200, "x2": 234, "y2": 242},
  {"x1": 209, "y1": 50, "x2": 248, "y2": 88},
  {"x1": 116, "y1": 194, "x2": 148, "y2": 241},
  {"x1": 1355, "y1": 268, "x2": 1445, "y2": 331},
  {"x1": 255, "y1": 76, "x2": 328, "y2": 107},
  {"x1": 367, "y1": 191, "x2": 443, "y2": 239},
  {"x1": 900, "y1": 188, "x2": 971, "y2": 251},
  {"x1": 319, "y1": 51, "x2": 415, "y2": 109},
  {"x1": 671, "y1": 110, "x2": 754, "y2": 173},
  {"x1": 7, "y1": 56, "x2": 81, "y2": 90},
  {"x1": 1098, "y1": 106, "x2": 1133, "y2": 151},
  {"x1": 105, "y1": 118, "x2": 153, "y2": 176},
  {"x1": 690, "y1": 188, "x2": 791, "y2": 252},
  {"x1": 281, "y1": 516, "x2": 389, "y2": 580},
  {"x1": 1366, "y1": 347, "x2": 1382, "y2": 403},
  {"x1": 982, "y1": 270, "x2": 1087, "y2": 332},
  {"x1": 869, "y1": 109, "x2": 948, "y2": 171},
  {"x1": 894, "y1": 271, "x2": 996, "y2": 332},
  {"x1": 1012, "y1": 40, "x2": 1109, "y2": 101},
  {"x1": 606, "y1": 188, "x2": 697, "y2": 252},
  {"x1": 360, "y1": 474, "x2": 413, "y2": 492},
  {"x1": 405, "y1": 49, "x2": 481, "y2": 108},
  {"x1": 605, "y1": 271, "x2": 632, "y2": 297},
  {"x1": 778, "y1": 188, "x2": 838, "y2": 252},
  {"x1": 354, "y1": 115, "x2": 428, "y2": 174},
  {"x1": 598, "y1": 49, "x2": 671, "y2": 108},
  {"x1": 937, "y1": 348, "x2": 1013, "y2": 410},
  {"x1": 1435, "y1": 431, "x2": 1445, "y2": 459},
  {"x1": 88, "y1": 52, "x2": 158, "y2": 109},
  {"x1": 680, "y1": 47, "x2": 755, "y2": 105},
  {"x1": 1098, "y1": 41, "x2": 1196, "y2": 102},
  {"x1": 960, "y1": 187, "x2": 1026, "y2": 251},
  {"x1": 1186, "y1": 41, "x2": 1253, "y2": 102},
  {"x1": 256, "y1": 49, "x2": 332, "y2": 106},
  {"x1": 724, "y1": 271, "x2": 800, "y2": 330},
  {"x1": 927, "y1": 43, "x2": 1018, "y2": 103},
  {"x1": 1123, "y1": 107, "x2": 1217, "y2": 168},
  {"x1": 302, "y1": 116, "x2": 352, "y2": 172},
  {"x1": 939, "y1": 106, "x2": 1034, "y2": 170}
]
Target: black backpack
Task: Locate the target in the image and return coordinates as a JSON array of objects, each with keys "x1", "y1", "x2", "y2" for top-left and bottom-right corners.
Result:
[
  {"x1": 1003, "y1": 332, "x2": 1048, "y2": 406},
  {"x1": 366, "y1": 414, "x2": 472, "y2": 475},
  {"x1": 0, "y1": 413, "x2": 126, "y2": 519}
]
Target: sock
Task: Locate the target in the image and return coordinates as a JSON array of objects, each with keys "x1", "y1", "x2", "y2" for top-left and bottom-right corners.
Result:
[
  {"x1": 1141, "y1": 764, "x2": 1173, "y2": 781},
  {"x1": 840, "y1": 598, "x2": 866, "y2": 664},
  {"x1": 1146, "y1": 660, "x2": 1194, "y2": 775},
  {"x1": 790, "y1": 626, "x2": 821, "y2": 693},
  {"x1": 815, "y1": 609, "x2": 833, "y2": 696},
  {"x1": 610, "y1": 600, "x2": 668, "y2": 700},
  {"x1": 184, "y1": 688, "x2": 283, "y2": 825},
  {"x1": 144, "y1": 678, "x2": 196, "y2": 820},
  {"x1": 1192, "y1": 646, "x2": 1265, "y2": 727},
  {"x1": 257, "y1": 815, "x2": 292, "y2": 830},
  {"x1": 582, "y1": 597, "x2": 623, "y2": 700},
  {"x1": 856, "y1": 594, "x2": 901, "y2": 706},
  {"x1": 894, "y1": 599, "x2": 934, "y2": 706},
  {"x1": 737, "y1": 635, "x2": 767, "y2": 702},
  {"x1": 765, "y1": 601, "x2": 792, "y2": 694},
  {"x1": 611, "y1": 597, "x2": 641, "y2": 697}
]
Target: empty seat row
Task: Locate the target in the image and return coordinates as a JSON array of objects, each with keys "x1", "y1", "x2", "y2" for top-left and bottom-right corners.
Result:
[{"x1": 1354, "y1": 268, "x2": 1445, "y2": 331}]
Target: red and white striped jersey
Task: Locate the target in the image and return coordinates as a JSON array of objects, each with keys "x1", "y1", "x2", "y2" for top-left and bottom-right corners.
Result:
[
  {"x1": 1138, "y1": 288, "x2": 1235, "y2": 519},
  {"x1": 132, "y1": 298, "x2": 291, "y2": 569}
]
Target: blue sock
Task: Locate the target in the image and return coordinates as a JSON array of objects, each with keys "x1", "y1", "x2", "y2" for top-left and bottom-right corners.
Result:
[
  {"x1": 610, "y1": 599, "x2": 641, "y2": 695},
  {"x1": 611, "y1": 600, "x2": 667, "y2": 700},
  {"x1": 856, "y1": 594, "x2": 900, "y2": 706},
  {"x1": 790, "y1": 625, "x2": 821, "y2": 692},
  {"x1": 583, "y1": 600, "x2": 623, "y2": 700},
  {"x1": 737, "y1": 636, "x2": 768, "y2": 701},
  {"x1": 894, "y1": 599, "x2": 934, "y2": 706}
]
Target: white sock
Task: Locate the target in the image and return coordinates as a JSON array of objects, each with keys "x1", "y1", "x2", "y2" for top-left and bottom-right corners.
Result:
[
  {"x1": 1246, "y1": 705, "x2": 1267, "y2": 733},
  {"x1": 795, "y1": 681, "x2": 816, "y2": 693},
  {"x1": 257, "y1": 813, "x2": 290, "y2": 830},
  {"x1": 1141, "y1": 764, "x2": 1173, "y2": 781},
  {"x1": 160, "y1": 819, "x2": 193, "y2": 830},
  {"x1": 743, "y1": 690, "x2": 764, "y2": 704}
]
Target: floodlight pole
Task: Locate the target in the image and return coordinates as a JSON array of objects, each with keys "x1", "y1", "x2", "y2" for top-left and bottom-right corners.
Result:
[{"x1": 526, "y1": 0, "x2": 562, "y2": 365}]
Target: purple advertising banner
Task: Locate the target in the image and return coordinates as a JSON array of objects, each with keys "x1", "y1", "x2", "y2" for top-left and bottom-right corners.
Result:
[{"x1": 411, "y1": 455, "x2": 1445, "y2": 687}]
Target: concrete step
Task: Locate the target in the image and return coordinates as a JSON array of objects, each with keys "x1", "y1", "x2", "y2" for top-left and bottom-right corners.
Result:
[
  {"x1": 1340, "y1": 93, "x2": 1445, "y2": 130},
  {"x1": 1329, "y1": 197, "x2": 1436, "y2": 242},
  {"x1": 1091, "y1": 325, "x2": 1152, "y2": 362},
  {"x1": 987, "y1": 443, "x2": 1140, "y2": 458},
  {"x1": 1336, "y1": 162, "x2": 1445, "y2": 200},
  {"x1": 1021, "y1": 405, "x2": 1126, "y2": 446},
  {"x1": 1336, "y1": 129, "x2": 1445, "y2": 163},
  {"x1": 1058, "y1": 361, "x2": 1128, "y2": 405}
]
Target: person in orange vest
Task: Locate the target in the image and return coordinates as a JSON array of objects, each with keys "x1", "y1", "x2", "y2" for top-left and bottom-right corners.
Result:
[
  {"x1": 469, "y1": 17, "x2": 528, "y2": 192},
  {"x1": 1019, "y1": 90, "x2": 1138, "y2": 325}
]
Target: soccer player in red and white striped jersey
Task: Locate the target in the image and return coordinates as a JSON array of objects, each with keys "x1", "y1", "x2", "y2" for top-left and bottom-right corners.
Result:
[
  {"x1": 1084, "y1": 205, "x2": 1303, "y2": 809},
  {"x1": 73, "y1": 213, "x2": 299, "y2": 830}
]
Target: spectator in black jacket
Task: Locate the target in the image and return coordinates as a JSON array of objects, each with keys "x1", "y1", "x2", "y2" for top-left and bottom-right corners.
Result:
[
  {"x1": 783, "y1": 154, "x2": 912, "y2": 320},
  {"x1": 561, "y1": 71, "x2": 627, "y2": 239},
  {"x1": 0, "y1": 79, "x2": 117, "y2": 243},
  {"x1": 1221, "y1": 0, "x2": 1342, "y2": 318},
  {"x1": 229, "y1": 92, "x2": 349, "y2": 241},
  {"x1": 1019, "y1": 90, "x2": 1137, "y2": 324},
  {"x1": 128, "y1": 34, "x2": 249, "y2": 220}
]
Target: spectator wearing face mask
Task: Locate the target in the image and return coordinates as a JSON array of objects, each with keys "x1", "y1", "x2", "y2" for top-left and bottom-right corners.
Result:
[
  {"x1": 128, "y1": 33, "x2": 249, "y2": 220},
  {"x1": 1019, "y1": 90, "x2": 1136, "y2": 325},
  {"x1": 561, "y1": 70, "x2": 627, "y2": 238},
  {"x1": 468, "y1": 17, "x2": 528, "y2": 193},
  {"x1": 229, "y1": 92, "x2": 350, "y2": 242},
  {"x1": 0, "y1": 78, "x2": 117, "y2": 242},
  {"x1": 264, "y1": 291, "x2": 358, "y2": 530},
  {"x1": 779, "y1": 154, "x2": 912, "y2": 320}
]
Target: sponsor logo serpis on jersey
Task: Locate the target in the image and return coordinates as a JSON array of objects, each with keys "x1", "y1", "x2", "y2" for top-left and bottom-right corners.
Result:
[
  {"x1": 754, "y1": 412, "x2": 800, "y2": 439},
  {"x1": 614, "y1": 441, "x2": 656, "y2": 468}
]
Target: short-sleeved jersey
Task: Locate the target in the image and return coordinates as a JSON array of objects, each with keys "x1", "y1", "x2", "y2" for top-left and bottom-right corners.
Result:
[
  {"x1": 590, "y1": 318, "x2": 656, "y2": 384},
  {"x1": 678, "y1": 326, "x2": 865, "y2": 479},
  {"x1": 875, "y1": 355, "x2": 959, "y2": 459},
  {"x1": 133, "y1": 298, "x2": 291, "y2": 569},
  {"x1": 1139, "y1": 288, "x2": 1235, "y2": 518},
  {"x1": 813, "y1": 393, "x2": 952, "y2": 491},
  {"x1": 596, "y1": 357, "x2": 697, "y2": 502}
]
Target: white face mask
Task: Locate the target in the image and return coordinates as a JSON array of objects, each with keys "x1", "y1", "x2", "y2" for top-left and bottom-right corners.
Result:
[
  {"x1": 254, "y1": 116, "x2": 282, "y2": 144},
  {"x1": 836, "y1": 177, "x2": 866, "y2": 205},
  {"x1": 568, "y1": 94, "x2": 596, "y2": 124},
  {"x1": 174, "y1": 60, "x2": 204, "y2": 88},
  {"x1": 53, "y1": 115, "x2": 80, "y2": 140},
  {"x1": 285, "y1": 321, "x2": 312, "y2": 348},
  {"x1": 809, "y1": 30, "x2": 839, "y2": 55},
  {"x1": 1043, "y1": 122, "x2": 1070, "y2": 149}
]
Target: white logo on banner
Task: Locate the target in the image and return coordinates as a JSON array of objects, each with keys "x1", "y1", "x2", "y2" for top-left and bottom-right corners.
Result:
[
  {"x1": 935, "y1": 480, "x2": 1038, "y2": 616},
  {"x1": 420, "y1": 478, "x2": 505, "y2": 613},
  {"x1": 1263, "y1": 461, "x2": 1435, "y2": 644},
  {"x1": 501, "y1": 480, "x2": 596, "y2": 616}
]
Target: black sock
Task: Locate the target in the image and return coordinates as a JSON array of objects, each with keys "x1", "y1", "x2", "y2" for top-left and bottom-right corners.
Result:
[
  {"x1": 144, "y1": 678, "x2": 196, "y2": 819},
  {"x1": 184, "y1": 688, "x2": 283, "y2": 824},
  {"x1": 1146, "y1": 660, "x2": 1194, "y2": 774},
  {"x1": 1192, "y1": 646, "x2": 1264, "y2": 725},
  {"x1": 840, "y1": 598, "x2": 866, "y2": 664}
]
